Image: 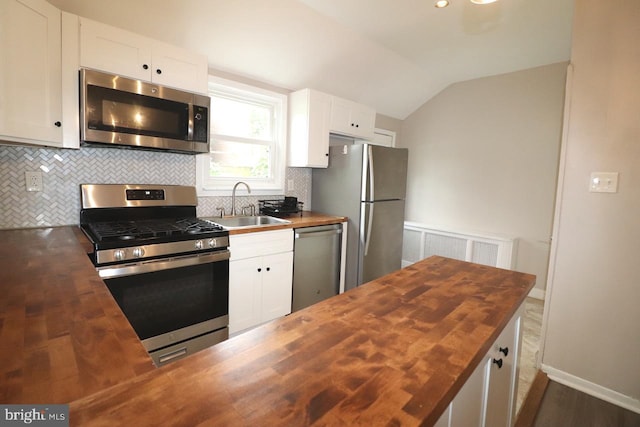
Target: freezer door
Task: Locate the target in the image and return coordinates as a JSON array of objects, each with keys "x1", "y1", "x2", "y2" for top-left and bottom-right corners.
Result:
[
  {"x1": 360, "y1": 199, "x2": 405, "y2": 284},
  {"x1": 363, "y1": 145, "x2": 408, "y2": 201}
]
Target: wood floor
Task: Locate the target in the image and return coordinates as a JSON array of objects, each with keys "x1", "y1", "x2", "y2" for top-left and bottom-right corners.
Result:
[
  {"x1": 515, "y1": 298, "x2": 640, "y2": 427},
  {"x1": 533, "y1": 381, "x2": 640, "y2": 427}
]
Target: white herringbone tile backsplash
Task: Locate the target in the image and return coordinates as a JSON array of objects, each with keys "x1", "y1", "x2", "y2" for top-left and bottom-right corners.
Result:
[{"x1": 0, "y1": 145, "x2": 311, "y2": 229}]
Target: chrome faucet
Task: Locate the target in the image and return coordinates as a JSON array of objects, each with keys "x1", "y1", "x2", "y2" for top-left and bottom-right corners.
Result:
[{"x1": 231, "y1": 181, "x2": 251, "y2": 216}]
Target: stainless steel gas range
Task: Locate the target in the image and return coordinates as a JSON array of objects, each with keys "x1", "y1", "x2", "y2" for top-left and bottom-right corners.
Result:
[{"x1": 79, "y1": 184, "x2": 230, "y2": 366}]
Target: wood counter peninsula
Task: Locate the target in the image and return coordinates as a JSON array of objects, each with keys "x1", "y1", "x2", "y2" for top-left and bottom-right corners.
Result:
[{"x1": 69, "y1": 256, "x2": 535, "y2": 426}]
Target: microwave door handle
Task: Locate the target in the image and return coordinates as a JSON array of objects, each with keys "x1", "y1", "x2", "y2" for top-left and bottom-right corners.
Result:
[{"x1": 187, "y1": 103, "x2": 194, "y2": 141}]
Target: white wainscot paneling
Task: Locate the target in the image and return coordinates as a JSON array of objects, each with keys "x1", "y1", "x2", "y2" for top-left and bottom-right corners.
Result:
[{"x1": 402, "y1": 222, "x2": 518, "y2": 270}]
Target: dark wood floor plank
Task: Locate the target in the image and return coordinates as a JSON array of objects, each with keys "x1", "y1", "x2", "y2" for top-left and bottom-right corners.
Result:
[
  {"x1": 515, "y1": 370, "x2": 549, "y2": 427},
  {"x1": 534, "y1": 381, "x2": 640, "y2": 427}
]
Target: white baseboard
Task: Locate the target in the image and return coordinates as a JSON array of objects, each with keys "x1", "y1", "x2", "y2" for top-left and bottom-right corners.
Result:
[
  {"x1": 527, "y1": 287, "x2": 545, "y2": 300},
  {"x1": 542, "y1": 364, "x2": 640, "y2": 415}
]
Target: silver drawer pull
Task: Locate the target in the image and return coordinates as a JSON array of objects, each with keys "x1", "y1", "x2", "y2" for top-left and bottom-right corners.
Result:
[{"x1": 158, "y1": 347, "x2": 187, "y2": 364}]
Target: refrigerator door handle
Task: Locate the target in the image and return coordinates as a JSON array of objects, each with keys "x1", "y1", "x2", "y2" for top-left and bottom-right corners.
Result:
[
  {"x1": 367, "y1": 145, "x2": 375, "y2": 201},
  {"x1": 364, "y1": 202, "x2": 374, "y2": 256}
]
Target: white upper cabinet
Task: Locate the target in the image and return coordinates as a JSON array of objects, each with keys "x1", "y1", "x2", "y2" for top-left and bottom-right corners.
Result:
[
  {"x1": 79, "y1": 17, "x2": 208, "y2": 94},
  {"x1": 288, "y1": 89, "x2": 332, "y2": 168},
  {"x1": 329, "y1": 96, "x2": 376, "y2": 140},
  {"x1": 0, "y1": 0, "x2": 74, "y2": 148},
  {"x1": 80, "y1": 18, "x2": 152, "y2": 82},
  {"x1": 288, "y1": 88, "x2": 377, "y2": 168},
  {"x1": 151, "y1": 43, "x2": 208, "y2": 94}
]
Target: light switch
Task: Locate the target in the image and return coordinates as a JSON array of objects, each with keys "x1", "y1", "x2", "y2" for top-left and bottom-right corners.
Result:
[{"x1": 589, "y1": 172, "x2": 618, "y2": 193}]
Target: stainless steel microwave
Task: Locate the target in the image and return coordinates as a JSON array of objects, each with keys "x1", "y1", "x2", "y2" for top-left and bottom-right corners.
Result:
[{"x1": 80, "y1": 68, "x2": 210, "y2": 154}]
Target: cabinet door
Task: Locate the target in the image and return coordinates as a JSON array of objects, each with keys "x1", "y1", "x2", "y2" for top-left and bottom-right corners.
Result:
[
  {"x1": 329, "y1": 97, "x2": 376, "y2": 139},
  {"x1": 349, "y1": 103, "x2": 375, "y2": 139},
  {"x1": 228, "y1": 257, "x2": 262, "y2": 335},
  {"x1": 261, "y1": 251, "x2": 293, "y2": 323},
  {"x1": 484, "y1": 310, "x2": 522, "y2": 427},
  {"x1": 0, "y1": 0, "x2": 62, "y2": 145},
  {"x1": 328, "y1": 97, "x2": 353, "y2": 136},
  {"x1": 80, "y1": 17, "x2": 152, "y2": 81},
  {"x1": 288, "y1": 89, "x2": 331, "y2": 168},
  {"x1": 449, "y1": 356, "x2": 487, "y2": 427},
  {"x1": 151, "y1": 42, "x2": 208, "y2": 94},
  {"x1": 434, "y1": 405, "x2": 451, "y2": 427}
]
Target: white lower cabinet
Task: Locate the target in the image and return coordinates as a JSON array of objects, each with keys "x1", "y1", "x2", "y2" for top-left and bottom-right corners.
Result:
[
  {"x1": 436, "y1": 302, "x2": 524, "y2": 427},
  {"x1": 228, "y1": 229, "x2": 293, "y2": 335}
]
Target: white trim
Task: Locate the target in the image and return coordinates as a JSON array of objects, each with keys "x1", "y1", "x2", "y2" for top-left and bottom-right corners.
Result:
[
  {"x1": 539, "y1": 63, "x2": 574, "y2": 363},
  {"x1": 196, "y1": 75, "x2": 287, "y2": 197},
  {"x1": 542, "y1": 364, "x2": 640, "y2": 415},
  {"x1": 339, "y1": 221, "x2": 348, "y2": 294},
  {"x1": 355, "y1": 128, "x2": 396, "y2": 147}
]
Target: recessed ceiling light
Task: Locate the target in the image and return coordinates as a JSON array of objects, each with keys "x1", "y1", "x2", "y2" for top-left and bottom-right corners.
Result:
[
  {"x1": 470, "y1": 0, "x2": 499, "y2": 4},
  {"x1": 434, "y1": 0, "x2": 450, "y2": 8}
]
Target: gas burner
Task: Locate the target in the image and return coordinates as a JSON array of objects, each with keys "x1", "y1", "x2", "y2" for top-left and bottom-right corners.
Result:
[{"x1": 79, "y1": 184, "x2": 229, "y2": 253}]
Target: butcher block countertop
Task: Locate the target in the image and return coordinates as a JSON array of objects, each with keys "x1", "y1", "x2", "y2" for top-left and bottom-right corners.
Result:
[
  {"x1": 0, "y1": 224, "x2": 535, "y2": 426},
  {"x1": 217, "y1": 211, "x2": 348, "y2": 235},
  {"x1": 0, "y1": 227, "x2": 155, "y2": 404},
  {"x1": 70, "y1": 259, "x2": 534, "y2": 426}
]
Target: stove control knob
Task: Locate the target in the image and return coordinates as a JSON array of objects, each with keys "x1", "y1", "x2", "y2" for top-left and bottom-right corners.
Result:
[
  {"x1": 195, "y1": 240, "x2": 204, "y2": 250},
  {"x1": 132, "y1": 247, "x2": 145, "y2": 258},
  {"x1": 208, "y1": 238, "x2": 217, "y2": 248},
  {"x1": 113, "y1": 249, "x2": 125, "y2": 261}
]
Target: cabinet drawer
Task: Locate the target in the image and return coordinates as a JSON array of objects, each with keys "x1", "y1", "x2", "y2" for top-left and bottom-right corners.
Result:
[{"x1": 229, "y1": 229, "x2": 293, "y2": 260}]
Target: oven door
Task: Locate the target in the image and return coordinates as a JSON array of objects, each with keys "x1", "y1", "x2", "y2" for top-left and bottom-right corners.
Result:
[{"x1": 99, "y1": 250, "x2": 229, "y2": 364}]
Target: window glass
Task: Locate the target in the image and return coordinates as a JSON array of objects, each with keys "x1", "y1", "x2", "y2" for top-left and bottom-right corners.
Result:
[
  {"x1": 209, "y1": 139, "x2": 270, "y2": 179},
  {"x1": 210, "y1": 96, "x2": 272, "y2": 140},
  {"x1": 196, "y1": 76, "x2": 287, "y2": 196}
]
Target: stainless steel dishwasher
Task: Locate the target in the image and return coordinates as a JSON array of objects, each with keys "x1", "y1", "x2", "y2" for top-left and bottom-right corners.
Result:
[{"x1": 292, "y1": 224, "x2": 342, "y2": 312}]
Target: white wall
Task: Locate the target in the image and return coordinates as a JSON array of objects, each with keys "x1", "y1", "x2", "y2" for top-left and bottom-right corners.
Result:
[
  {"x1": 541, "y1": 0, "x2": 640, "y2": 411},
  {"x1": 399, "y1": 63, "x2": 567, "y2": 296}
]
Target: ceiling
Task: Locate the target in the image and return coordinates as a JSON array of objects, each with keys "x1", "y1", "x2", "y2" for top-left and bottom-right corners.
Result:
[{"x1": 49, "y1": 0, "x2": 574, "y2": 119}]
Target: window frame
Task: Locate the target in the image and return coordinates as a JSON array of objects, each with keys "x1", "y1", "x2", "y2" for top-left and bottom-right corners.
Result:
[{"x1": 196, "y1": 75, "x2": 287, "y2": 196}]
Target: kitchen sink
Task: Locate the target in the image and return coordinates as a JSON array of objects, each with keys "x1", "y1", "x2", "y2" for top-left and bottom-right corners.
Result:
[{"x1": 204, "y1": 215, "x2": 291, "y2": 230}]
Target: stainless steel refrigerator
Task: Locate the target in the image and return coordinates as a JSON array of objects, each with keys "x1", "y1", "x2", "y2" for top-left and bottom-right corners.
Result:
[{"x1": 312, "y1": 140, "x2": 408, "y2": 291}]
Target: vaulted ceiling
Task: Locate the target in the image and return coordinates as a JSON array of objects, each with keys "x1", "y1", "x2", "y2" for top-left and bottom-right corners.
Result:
[{"x1": 50, "y1": 0, "x2": 574, "y2": 119}]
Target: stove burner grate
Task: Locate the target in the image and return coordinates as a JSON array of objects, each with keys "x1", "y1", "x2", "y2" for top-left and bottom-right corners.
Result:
[{"x1": 87, "y1": 218, "x2": 223, "y2": 242}]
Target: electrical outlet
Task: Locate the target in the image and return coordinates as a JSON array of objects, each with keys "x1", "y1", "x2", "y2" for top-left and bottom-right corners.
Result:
[
  {"x1": 25, "y1": 171, "x2": 43, "y2": 192},
  {"x1": 287, "y1": 179, "x2": 295, "y2": 191}
]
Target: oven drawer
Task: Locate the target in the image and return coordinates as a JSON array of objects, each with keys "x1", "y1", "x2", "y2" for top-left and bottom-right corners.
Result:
[{"x1": 150, "y1": 327, "x2": 229, "y2": 367}]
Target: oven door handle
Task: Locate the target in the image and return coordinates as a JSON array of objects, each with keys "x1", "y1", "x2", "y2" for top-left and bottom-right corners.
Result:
[{"x1": 98, "y1": 250, "x2": 230, "y2": 279}]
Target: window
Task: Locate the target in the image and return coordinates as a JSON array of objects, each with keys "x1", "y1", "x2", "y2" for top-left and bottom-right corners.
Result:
[{"x1": 196, "y1": 76, "x2": 287, "y2": 196}]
